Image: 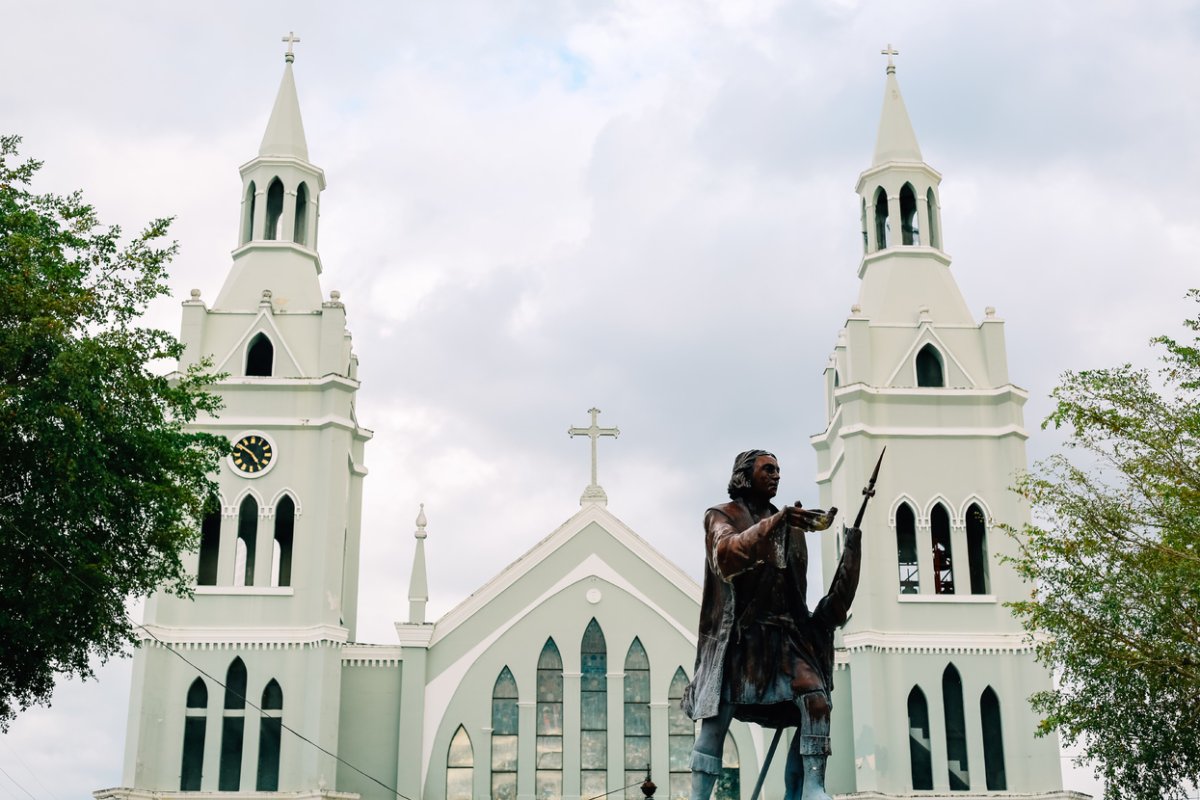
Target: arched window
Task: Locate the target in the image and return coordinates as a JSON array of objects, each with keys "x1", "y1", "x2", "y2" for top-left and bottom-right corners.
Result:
[
  {"x1": 580, "y1": 619, "x2": 607, "y2": 799},
  {"x1": 294, "y1": 182, "x2": 309, "y2": 246},
  {"x1": 906, "y1": 686, "x2": 933, "y2": 790},
  {"x1": 219, "y1": 658, "x2": 247, "y2": 790},
  {"x1": 624, "y1": 638, "x2": 651, "y2": 797},
  {"x1": 668, "y1": 668, "x2": 694, "y2": 800},
  {"x1": 874, "y1": 186, "x2": 890, "y2": 250},
  {"x1": 197, "y1": 497, "x2": 221, "y2": 586},
  {"x1": 942, "y1": 665, "x2": 970, "y2": 791},
  {"x1": 931, "y1": 504, "x2": 955, "y2": 594},
  {"x1": 536, "y1": 639, "x2": 564, "y2": 799},
  {"x1": 860, "y1": 197, "x2": 868, "y2": 253},
  {"x1": 900, "y1": 182, "x2": 920, "y2": 245},
  {"x1": 966, "y1": 504, "x2": 990, "y2": 594},
  {"x1": 246, "y1": 333, "x2": 274, "y2": 377},
  {"x1": 916, "y1": 344, "x2": 944, "y2": 387},
  {"x1": 981, "y1": 687, "x2": 1007, "y2": 790},
  {"x1": 272, "y1": 496, "x2": 295, "y2": 588},
  {"x1": 256, "y1": 679, "x2": 283, "y2": 791},
  {"x1": 491, "y1": 667, "x2": 519, "y2": 800},
  {"x1": 180, "y1": 678, "x2": 207, "y2": 790},
  {"x1": 242, "y1": 181, "x2": 256, "y2": 245},
  {"x1": 927, "y1": 188, "x2": 940, "y2": 249},
  {"x1": 446, "y1": 725, "x2": 473, "y2": 800},
  {"x1": 234, "y1": 496, "x2": 258, "y2": 587},
  {"x1": 264, "y1": 178, "x2": 284, "y2": 240},
  {"x1": 716, "y1": 737, "x2": 740, "y2": 800},
  {"x1": 896, "y1": 502, "x2": 920, "y2": 594}
]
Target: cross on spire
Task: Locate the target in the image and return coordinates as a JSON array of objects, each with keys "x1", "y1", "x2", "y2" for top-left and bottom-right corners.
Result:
[
  {"x1": 881, "y1": 43, "x2": 899, "y2": 74},
  {"x1": 568, "y1": 408, "x2": 620, "y2": 506},
  {"x1": 282, "y1": 31, "x2": 301, "y2": 63}
]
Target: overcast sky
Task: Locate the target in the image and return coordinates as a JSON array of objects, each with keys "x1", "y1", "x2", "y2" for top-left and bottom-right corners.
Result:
[{"x1": 5, "y1": 2, "x2": 1200, "y2": 798}]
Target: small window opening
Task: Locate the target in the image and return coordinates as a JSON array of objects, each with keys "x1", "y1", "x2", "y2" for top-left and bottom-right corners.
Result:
[
  {"x1": 580, "y1": 619, "x2": 607, "y2": 799},
  {"x1": 536, "y1": 639, "x2": 564, "y2": 799},
  {"x1": 242, "y1": 182, "x2": 256, "y2": 245},
  {"x1": 246, "y1": 333, "x2": 274, "y2": 377},
  {"x1": 981, "y1": 687, "x2": 1007, "y2": 790},
  {"x1": 219, "y1": 658, "x2": 247, "y2": 791},
  {"x1": 272, "y1": 496, "x2": 295, "y2": 587},
  {"x1": 916, "y1": 344, "x2": 944, "y2": 387},
  {"x1": 256, "y1": 680, "x2": 283, "y2": 791},
  {"x1": 624, "y1": 638, "x2": 651, "y2": 798},
  {"x1": 943, "y1": 665, "x2": 970, "y2": 791},
  {"x1": 264, "y1": 178, "x2": 284, "y2": 240},
  {"x1": 446, "y1": 726, "x2": 473, "y2": 800},
  {"x1": 907, "y1": 686, "x2": 933, "y2": 790},
  {"x1": 874, "y1": 187, "x2": 890, "y2": 250},
  {"x1": 181, "y1": 678, "x2": 208, "y2": 791},
  {"x1": 860, "y1": 197, "x2": 868, "y2": 253},
  {"x1": 197, "y1": 498, "x2": 221, "y2": 586},
  {"x1": 927, "y1": 188, "x2": 940, "y2": 249},
  {"x1": 896, "y1": 502, "x2": 920, "y2": 594},
  {"x1": 294, "y1": 182, "x2": 309, "y2": 246},
  {"x1": 966, "y1": 503, "x2": 991, "y2": 594},
  {"x1": 900, "y1": 183, "x2": 920, "y2": 245},
  {"x1": 492, "y1": 667, "x2": 519, "y2": 798},
  {"x1": 931, "y1": 504, "x2": 955, "y2": 594},
  {"x1": 235, "y1": 497, "x2": 257, "y2": 587}
]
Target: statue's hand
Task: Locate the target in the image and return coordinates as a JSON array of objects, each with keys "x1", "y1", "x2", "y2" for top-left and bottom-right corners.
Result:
[{"x1": 784, "y1": 503, "x2": 837, "y2": 531}]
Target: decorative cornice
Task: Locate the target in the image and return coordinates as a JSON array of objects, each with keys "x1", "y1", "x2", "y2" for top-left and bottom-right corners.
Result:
[
  {"x1": 138, "y1": 623, "x2": 349, "y2": 647},
  {"x1": 342, "y1": 644, "x2": 403, "y2": 666},
  {"x1": 395, "y1": 623, "x2": 435, "y2": 647},
  {"x1": 839, "y1": 630, "x2": 1036, "y2": 656},
  {"x1": 95, "y1": 789, "x2": 358, "y2": 800}
]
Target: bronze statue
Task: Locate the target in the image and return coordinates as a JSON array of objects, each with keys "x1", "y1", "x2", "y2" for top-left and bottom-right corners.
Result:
[{"x1": 681, "y1": 449, "x2": 873, "y2": 800}]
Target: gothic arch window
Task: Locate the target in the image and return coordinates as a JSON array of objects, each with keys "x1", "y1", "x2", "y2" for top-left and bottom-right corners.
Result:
[
  {"x1": 874, "y1": 186, "x2": 890, "y2": 250},
  {"x1": 197, "y1": 496, "x2": 221, "y2": 586},
  {"x1": 927, "y1": 188, "x2": 940, "y2": 249},
  {"x1": 716, "y1": 737, "x2": 740, "y2": 800},
  {"x1": 624, "y1": 638, "x2": 651, "y2": 798},
  {"x1": 256, "y1": 679, "x2": 283, "y2": 791},
  {"x1": 860, "y1": 197, "x2": 868, "y2": 253},
  {"x1": 536, "y1": 639, "x2": 564, "y2": 799},
  {"x1": 219, "y1": 658, "x2": 247, "y2": 790},
  {"x1": 896, "y1": 501, "x2": 920, "y2": 594},
  {"x1": 906, "y1": 686, "x2": 933, "y2": 790},
  {"x1": 242, "y1": 181, "x2": 256, "y2": 245},
  {"x1": 180, "y1": 678, "x2": 208, "y2": 790},
  {"x1": 446, "y1": 725, "x2": 473, "y2": 800},
  {"x1": 966, "y1": 503, "x2": 991, "y2": 594},
  {"x1": 272, "y1": 495, "x2": 296, "y2": 588},
  {"x1": 980, "y1": 687, "x2": 1007, "y2": 790},
  {"x1": 294, "y1": 182, "x2": 309, "y2": 245},
  {"x1": 668, "y1": 667, "x2": 695, "y2": 800},
  {"x1": 246, "y1": 333, "x2": 274, "y2": 377},
  {"x1": 916, "y1": 344, "x2": 945, "y2": 387},
  {"x1": 942, "y1": 664, "x2": 970, "y2": 791},
  {"x1": 580, "y1": 619, "x2": 607, "y2": 799},
  {"x1": 931, "y1": 503, "x2": 955, "y2": 594},
  {"x1": 234, "y1": 496, "x2": 258, "y2": 587},
  {"x1": 900, "y1": 182, "x2": 920, "y2": 245},
  {"x1": 491, "y1": 667, "x2": 519, "y2": 800},
  {"x1": 264, "y1": 178, "x2": 284, "y2": 240}
]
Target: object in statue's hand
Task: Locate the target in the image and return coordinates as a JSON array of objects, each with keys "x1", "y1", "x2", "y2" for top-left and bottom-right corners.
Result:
[{"x1": 785, "y1": 503, "x2": 838, "y2": 532}]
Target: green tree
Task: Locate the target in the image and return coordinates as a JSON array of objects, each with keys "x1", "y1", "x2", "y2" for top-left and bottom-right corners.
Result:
[
  {"x1": 1009, "y1": 292, "x2": 1200, "y2": 800},
  {"x1": 0, "y1": 135, "x2": 227, "y2": 727}
]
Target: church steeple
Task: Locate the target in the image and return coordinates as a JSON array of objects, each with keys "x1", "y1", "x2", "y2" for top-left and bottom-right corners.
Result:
[
  {"x1": 214, "y1": 34, "x2": 326, "y2": 312},
  {"x1": 872, "y1": 44, "x2": 923, "y2": 166}
]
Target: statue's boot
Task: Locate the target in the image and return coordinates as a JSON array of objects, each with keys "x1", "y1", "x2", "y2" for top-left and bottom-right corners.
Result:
[
  {"x1": 689, "y1": 750, "x2": 722, "y2": 800},
  {"x1": 800, "y1": 755, "x2": 833, "y2": 800}
]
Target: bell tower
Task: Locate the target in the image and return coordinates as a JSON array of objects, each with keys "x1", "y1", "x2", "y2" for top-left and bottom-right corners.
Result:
[
  {"x1": 811, "y1": 49, "x2": 1069, "y2": 797},
  {"x1": 113, "y1": 39, "x2": 372, "y2": 797}
]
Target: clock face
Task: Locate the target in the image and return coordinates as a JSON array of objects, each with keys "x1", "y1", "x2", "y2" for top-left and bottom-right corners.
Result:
[{"x1": 231, "y1": 434, "x2": 274, "y2": 475}]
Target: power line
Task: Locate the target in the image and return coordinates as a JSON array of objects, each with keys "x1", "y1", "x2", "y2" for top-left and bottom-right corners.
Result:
[
  {"x1": 0, "y1": 764, "x2": 38, "y2": 800},
  {"x1": 0, "y1": 739, "x2": 57, "y2": 800}
]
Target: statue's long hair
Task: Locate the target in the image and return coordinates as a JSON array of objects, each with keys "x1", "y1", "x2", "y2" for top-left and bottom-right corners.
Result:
[{"x1": 727, "y1": 449, "x2": 776, "y2": 500}]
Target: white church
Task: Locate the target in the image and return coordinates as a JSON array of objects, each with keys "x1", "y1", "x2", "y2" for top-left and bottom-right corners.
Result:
[{"x1": 96, "y1": 45, "x2": 1086, "y2": 800}]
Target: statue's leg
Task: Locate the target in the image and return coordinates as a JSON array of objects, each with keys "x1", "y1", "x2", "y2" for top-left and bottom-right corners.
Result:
[
  {"x1": 784, "y1": 727, "x2": 804, "y2": 798},
  {"x1": 795, "y1": 691, "x2": 833, "y2": 800},
  {"x1": 690, "y1": 701, "x2": 734, "y2": 800}
]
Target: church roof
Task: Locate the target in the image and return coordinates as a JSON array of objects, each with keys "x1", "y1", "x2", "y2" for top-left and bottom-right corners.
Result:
[
  {"x1": 259, "y1": 62, "x2": 310, "y2": 161},
  {"x1": 872, "y1": 66, "x2": 923, "y2": 166}
]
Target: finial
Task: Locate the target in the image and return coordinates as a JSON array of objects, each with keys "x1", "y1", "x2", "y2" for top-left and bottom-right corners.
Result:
[
  {"x1": 415, "y1": 503, "x2": 427, "y2": 539},
  {"x1": 190, "y1": 288, "x2": 201, "y2": 300},
  {"x1": 330, "y1": 290, "x2": 341, "y2": 302},
  {"x1": 568, "y1": 408, "x2": 620, "y2": 506},
  {"x1": 850, "y1": 304, "x2": 862, "y2": 314},
  {"x1": 985, "y1": 306, "x2": 997, "y2": 318},
  {"x1": 881, "y1": 43, "x2": 899, "y2": 74},
  {"x1": 282, "y1": 31, "x2": 301, "y2": 64}
]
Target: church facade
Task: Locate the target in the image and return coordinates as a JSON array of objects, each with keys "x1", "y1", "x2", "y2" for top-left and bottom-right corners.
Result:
[{"x1": 98, "y1": 49, "x2": 1082, "y2": 800}]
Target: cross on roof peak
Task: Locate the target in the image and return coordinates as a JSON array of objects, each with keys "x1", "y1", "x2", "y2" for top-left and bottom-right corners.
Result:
[
  {"x1": 568, "y1": 408, "x2": 620, "y2": 506},
  {"x1": 881, "y1": 43, "x2": 899, "y2": 74},
  {"x1": 282, "y1": 31, "x2": 301, "y2": 64}
]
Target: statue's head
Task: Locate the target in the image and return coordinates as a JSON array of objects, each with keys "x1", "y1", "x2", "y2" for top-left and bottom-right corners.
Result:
[{"x1": 727, "y1": 449, "x2": 777, "y2": 501}]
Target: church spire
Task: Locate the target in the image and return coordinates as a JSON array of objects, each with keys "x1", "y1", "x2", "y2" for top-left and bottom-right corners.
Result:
[
  {"x1": 408, "y1": 505, "x2": 430, "y2": 625},
  {"x1": 259, "y1": 33, "x2": 309, "y2": 161},
  {"x1": 872, "y1": 45, "x2": 923, "y2": 166}
]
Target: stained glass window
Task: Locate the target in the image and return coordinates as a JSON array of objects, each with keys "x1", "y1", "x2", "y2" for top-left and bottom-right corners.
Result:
[
  {"x1": 536, "y1": 639, "x2": 564, "y2": 798},
  {"x1": 667, "y1": 668, "x2": 694, "y2": 800},
  {"x1": 447, "y1": 725, "x2": 473, "y2": 800},
  {"x1": 624, "y1": 638, "x2": 651, "y2": 798},
  {"x1": 580, "y1": 620, "x2": 607, "y2": 799},
  {"x1": 492, "y1": 667, "x2": 518, "y2": 800}
]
